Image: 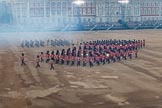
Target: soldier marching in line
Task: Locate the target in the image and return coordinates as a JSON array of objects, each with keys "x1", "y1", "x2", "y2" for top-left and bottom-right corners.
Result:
[
  {"x1": 55, "y1": 50, "x2": 60, "y2": 64},
  {"x1": 77, "y1": 49, "x2": 81, "y2": 66},
  {"x1": 36, "y1": 55, "x2": 40, "y2": 68},
  {"x1": 40, "y1": 52, "x2": 44, "y2": 62},
  {"x1": 46, "y1": 51, "x2": 50, "y2": 63},
  {"x1": 77, "y1": 56, "x2": 81, "y2": 66},
  {"x1": 128, "y1": 50, "x2": 133, "y2": 59},
  {"x1": 89, "y1": 57, "x2": 94, "y2": 67},
  {"x1": 96, "y1": 55, "x2": 100, "y2": 65},
  {"x1": 21, "y1": 53, "x2": 26, "y2": 66},
  {"x1": 143, "y1": 40, "x2": 145, "y2": 48},
  {"x1": 82, "y1": 57, "x2": 86, "y2": 67},
  {"x1": 102, "y1": 54, "x2": 106, "y2": 65},
  {"x1": 106, "y1": 52, "x2": 110, "y2": 64},
  {"x1": 50, "y1": 58, "x2": 55, "y2": 70},
  {"x1": 135, "y1": 50, "x2": 138, "y2": 58}
]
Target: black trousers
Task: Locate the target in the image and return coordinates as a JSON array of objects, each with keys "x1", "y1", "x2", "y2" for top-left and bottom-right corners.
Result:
[
  {"x1": 21, "y1": 60, "x2": 26, "y2": 66},
  {"x1": 61, "y1": 60, "x2": 64, "y2": 64},
  {"x1": 36, "y1": 62, "x2": 40, "y2": 68},
  {"x1": 50, "y1": 64, "x2": 54, "y2": 70},
  {"x1": 89, "y1": 61, "x2": 93, "y2": 67},
  {"x1": 96, "y1": 61, "x2": 100, "y2": 65},
  {"x1": 46, "y1": 58, "x2": 50, "y2": 63},
  {"x1": 83, "y1": 61, "x2": 86, "y2": 67},
  {"x1": 41, "y1": 58, "x2": 44, "y2": 62},
  {"x1": 77, "y1": 61, "x2": 80, "y2": 66},
  {"x1": 71, "y1": 61, "x2": 75, "y2": 65}
]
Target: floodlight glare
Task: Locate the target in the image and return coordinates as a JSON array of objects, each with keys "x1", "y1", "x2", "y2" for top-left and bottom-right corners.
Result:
[
  {"x1": 118, "y1": 0, "x2": 129, "y2": 4},
  {"x1": 72, "y1": 0, "x2": 85, "y2": 5}
]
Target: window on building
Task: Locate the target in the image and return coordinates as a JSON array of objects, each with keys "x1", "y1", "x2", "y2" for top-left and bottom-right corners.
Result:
[
  {"x1": 92, "y1": 2, "x2": 95, "y2": 7},
  {"x1": 148, "y1": 8, "x2": 151, "y2": 15},
  {"x1": 62, "y1": 2, "x2": 66, "y2": 7},
  {"x1": 51, "y1": 2, "x2": 56, "y2": 15},
  {"x1": 21, "y1": 3, "x2": 27, "y2": 17},
  {"x1": 88, "y1": 18, "x2": 91, "y2": 22},
  {"x1": 100, "y1": 18, "x2": 102, "y2": 22},
  {"x1": 46, "y1": 2, "x2": 50, "y2": 17},
  {"x1": 87, "y1": 8, "x2": 91, "y2": 15},
  {"x1": 86, "y1": 3, "x2": 90, "y2": 7},
  {"x1": 68, "y1": 18, "x2": 71, "y2": 23},
  {"x1": 30, "y1": 2, "x2": 44, "y2": 17},
  {"x1": 92, "y1": 18, "x2": 95, "y2": 22},
  {"x1": 105, "y1": 5, "x2": 109, "y2": 15},
  {"x1": 22, "y1": 8, "x2": 27, "y2": 17},
  {"x1": 68, "y1": 7, "x2": 72, "y2": 16},
  {"x1": 83, "y1": 18, "x2": 87, "y2": 23},
  {"x1": 98, "y1": 7, "x2": 103, "y2": 16},
  {"x1": 57, "y1": 2, "x2": 61, "y2": 15},
  {"x1": 156, "y1": 8, "x2": 158, "y2": 14},
  {"x1": 144, "y1": 8, "x2": 146, "y2": 15},
  {"x1": 58, "y1": 18, "x2": 60, "y2": 24},
  {"x1": 148, "y1": 17, "x2": 150, "y2": 20},
  {"x1": 62, "y1": 7, "x2": 66, "y2": 16},
  {"x1": 83, "y1": 8, "x2": 86, "y2": 15},
  {"x1": 92, "y1": 8, "x2": 95, "y2": 15},
  {"x1": 74, "y1": 18, "x2": 78, "y2": 23},
  {"x1": 74, "y1": 8, "x2": 77, "y2": 15},
  {"x1": 62, "y1": 2, "x2": 66, "y2": 16},
  {"x1": 144, "y1": 17, "x2": 146, "y2": 21}
]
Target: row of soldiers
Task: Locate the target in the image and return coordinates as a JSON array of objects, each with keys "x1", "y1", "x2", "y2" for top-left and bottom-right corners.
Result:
[
  {"x1": 21, "y1": 40, "x2": 45, "y2": 47},
  {"x1": 23, "y1": 39, "x2": 145, "y2": 68},
  {"x1": 21, "y1": 53, "x2": 55, "y2": 70},
  {"x1": 47, "y1": 39, "x2": 71, "y2": 46},
  {"x1": 21, "y1": 39, "x2": 71, "y2": 48}
]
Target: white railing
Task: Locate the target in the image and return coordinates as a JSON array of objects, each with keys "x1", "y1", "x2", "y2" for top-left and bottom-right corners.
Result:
[
  {"x1": 107, "y1": 25, "x2": 114, "y2": 30},
  {"x1": 90, "y1": 25, "x2": 97, "y2": 31}
]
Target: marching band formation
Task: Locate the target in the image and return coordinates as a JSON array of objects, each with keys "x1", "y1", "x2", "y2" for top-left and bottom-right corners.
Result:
[{"x1": 21, "y1": 39, "x2": 145, "y2": 69}]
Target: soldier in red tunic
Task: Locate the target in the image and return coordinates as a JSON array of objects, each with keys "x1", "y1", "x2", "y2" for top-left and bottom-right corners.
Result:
[
  {"x1": 55, "y1": 50, "x2": 60, "y2": 64},
  {"x1": 82, "y1": 57, "x2": 86, "y2": 67},
  {"x1": 106, "y1": 52, "x2": 110, "y2": 64},
  {"x1": 36, "y1": 55, "x2": 40, "y2": 68},
  {"x1": 143, "y1": 40, "x2": 145, "y2": 48},
  {"x1": 102, "y1": 54, "x2": 106, "y2": 65},
  {"x1": 134, "y1": 50, "x2": 138, "y2": 58},
  {"x1": 96, "y1": 55, "x2": 100, "y2": 65},
  {"x1": 111, "y1": 52, "x2": 116, "y2": 63},
  {"x1": 77, "y1": 57, "x2": 81, "y2": 66},
  {"x1": 89, "y1": 57, "x2": 94, "y2": 67},
  {"x1": 40, "y1": 52, "x2": 44, "y2": 62},
  {"x1": 46, "y1": 51, "x2": 50, "y2": 63},
  {"x1": 128, "y1": 50, "x2": 133, "y2": 59},
  {"x1": 116, "y1": 51, "x2": 121, "y2": 61},
  {"x1": 50, "y1": 58, "x2": 55, "y2": 70},
  {"x1": 71, "y1": 56, "x2": 75, "y2": 66},
  {"x1": 21, "y1": 53, "x2": 26, "y2": 66},
  {"x1": 66, "y1": 55, "x2": 70, "y2": 65},
  {"x1": 61, "y1": 49, "x2": 65, "y2": 64}
]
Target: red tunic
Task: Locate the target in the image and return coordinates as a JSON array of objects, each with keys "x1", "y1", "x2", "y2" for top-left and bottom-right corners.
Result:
[
  {"x1": 82, "y1": 57, "x2": 86, "y2": 62},
  {"x1": 50, "y1": 54, "x2": 55, "y2": 58},
  {"x1": 96, "y1": 56, "x2": 100, "y2": 61},
  {"x1": 77, "y1": 57, "x2": 80, "y2": 61},
  {"x1": 71, "y1": 56, "x2": 75, "y2": 61},
  {"x1": 89, "y1": 57, "x2": 94, "y2": 63},
  {"x1": 46, "y1": 54, "x2": 50, "y2": 59}
]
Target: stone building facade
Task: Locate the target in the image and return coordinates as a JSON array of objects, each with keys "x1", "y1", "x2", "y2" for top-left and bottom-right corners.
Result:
[{"x1": 1, "y1": 0, "x2": 162, "y2": 26}]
